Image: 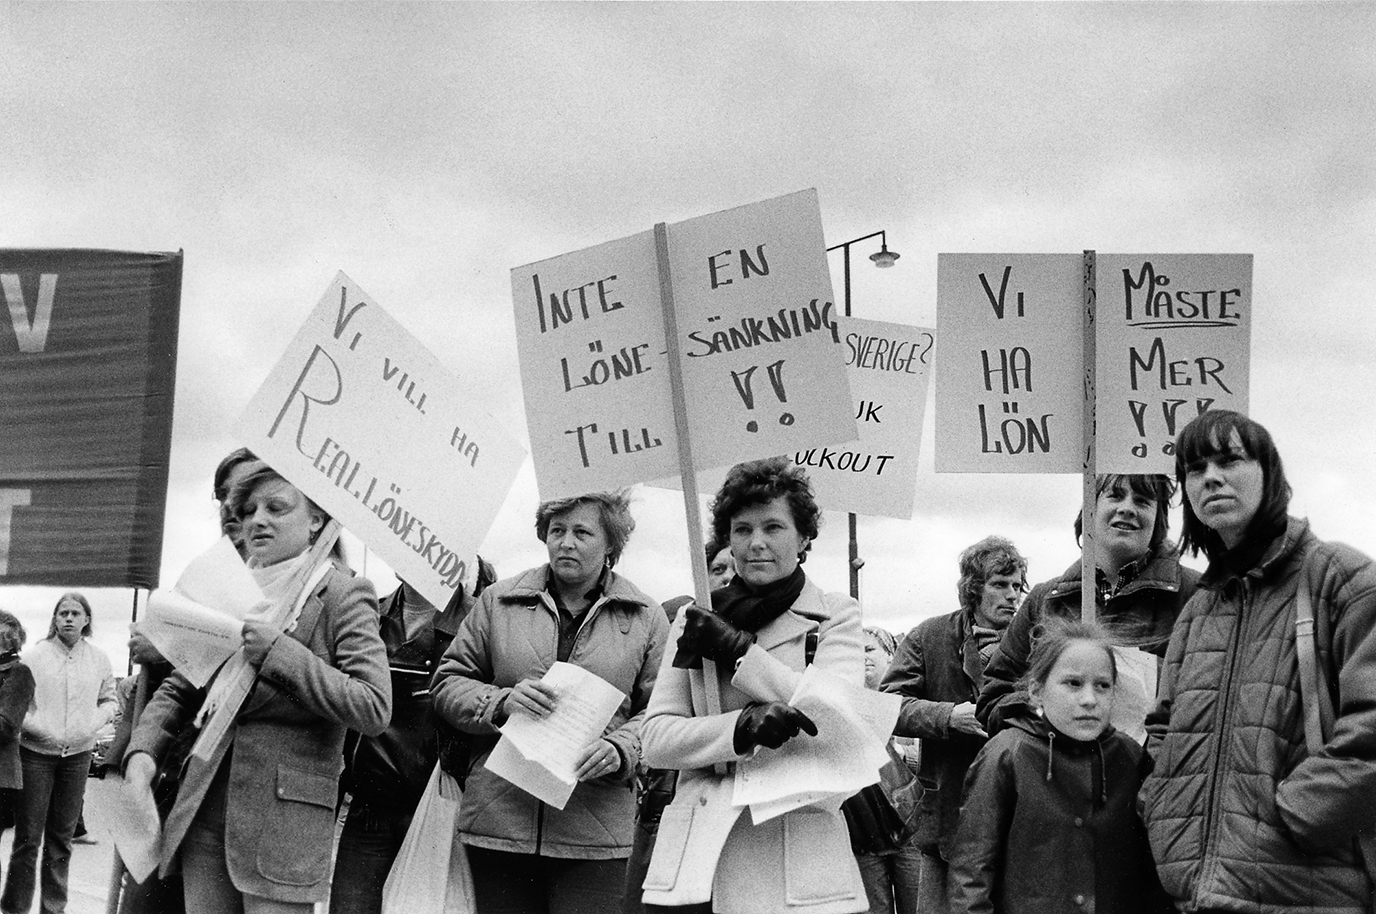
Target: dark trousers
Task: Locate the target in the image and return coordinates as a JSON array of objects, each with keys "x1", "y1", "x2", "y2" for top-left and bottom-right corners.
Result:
[
  {"x1": 328, "y1": 802, "x2": 415, "y2": 914},
  {"x1": 466, "y1": 846, "x2": 627, "y2": 914},
  {"x1": 2, "y1": 748, "x2": 92, "y2": 914}
]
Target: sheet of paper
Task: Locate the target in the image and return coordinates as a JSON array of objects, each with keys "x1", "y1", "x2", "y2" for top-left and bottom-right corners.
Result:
[
  {"x1": 1112, "y1": 646, "x2": 1159, "y2": 745},
  {"x1": 484, "y1": 735, "x2": 577, "y2": 809},
  {"x1": 498, "y1": 662, "x2": 626, "y2": 784},
  {"x1": 140, "y1": 590, "x2": 245, "y2": 688},
  {"x1": 112, "y1": 779, "x2": 163, "y2": 883},
  {"x1": 138, "y1": 537, "x2": 267, "y2": 688},
  {"x1": 174, "y1": 535, "x2": 263, "y2": 617},
  {"x1": 734, "y1": 666, "x2": 901, "y2": 819}
]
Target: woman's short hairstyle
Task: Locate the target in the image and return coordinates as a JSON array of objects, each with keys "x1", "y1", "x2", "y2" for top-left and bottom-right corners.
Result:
[
  {"x1": 1073, "y1": 473, "x2": 1176, "y2": 554},
  {"x1": 47, "y1": 591, "x2": 93, "y2": 639},
  {"x1": 864, "y1": 626, "x2": 898, "y2": 659},
  {"x1": 1022, "y1": 619, "x2": 1118, "y2": 693},
  {"x1": 0, "y1": 610, "x2": 27, "y2": 652},
  {"x1": 213, "y1": 447, "x2": 258, "y2": 504},
  {"x1": 227, "y1": 461, "x2": 343, "y2": 561},
  {"x1": 1175, "y1": 409, "x2": 1291, "y2": 559},
  {"x1": 705, "y1": 536, "x2": 727, "y2": 567},
  {"x1": 710, "y1": 458, "x2": 821, "y2": 562},
  {"x1": 957, "y1": 536, "x2": 1028, "y2": 615},
  {"x1": 535, "y1": 491, "x2": 636, "y2": 569},
  {"x1": 228, "y1": 461, "x2": 330, "y2": 528}
]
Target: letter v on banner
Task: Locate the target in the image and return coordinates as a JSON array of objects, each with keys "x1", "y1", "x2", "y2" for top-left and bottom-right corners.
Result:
[{"x1": 2, "y1": 273, "x2": 57, "y2": 353}]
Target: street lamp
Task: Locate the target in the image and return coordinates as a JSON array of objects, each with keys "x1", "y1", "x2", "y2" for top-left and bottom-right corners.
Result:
[{"x1": 826, "y1": 230, "x2": 900, "y2": 601}]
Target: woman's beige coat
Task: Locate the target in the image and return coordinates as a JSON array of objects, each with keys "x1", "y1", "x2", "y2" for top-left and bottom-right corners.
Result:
[{"x1": 640, "y1": 578, "x2": 868, "y2": 914}]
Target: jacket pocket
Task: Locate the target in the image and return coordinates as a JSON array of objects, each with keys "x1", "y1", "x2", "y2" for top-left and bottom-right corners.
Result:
[
  {"x1": 783, "y1": 808, "x2": 859, "y2": 905},
  {"x1": 642, "y1": 803, "x2": 695, "y2": 892},
  {"x1": 257, "y1": 764, "x2": 338, "y2": 886}
]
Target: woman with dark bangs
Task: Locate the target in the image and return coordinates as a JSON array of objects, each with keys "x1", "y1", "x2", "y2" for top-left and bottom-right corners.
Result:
[
  {"x1": 639, "y1": 457, "x2": 867, "y2": 914},
  {"x1": 1141, "y1": 410, "x2": 1376, "y2": 913},
  {"x1": 978, "y1": 473, "x2": 1199, "y2": 736}
]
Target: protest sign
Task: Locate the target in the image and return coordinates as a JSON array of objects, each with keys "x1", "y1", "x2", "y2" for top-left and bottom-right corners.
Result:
[
  {"x1": 1, "y1": 249, "x2": 182, "y2": 588},
  {"x1": 512, "y1": 189, "x2": 856, "y2": 499},
  {"x1": 1095, "y1": 254, "x2": 1252, "y2": 473},
  {"x1": 666, "y1": 189, "x2": 855, "y2": 471},
  {"x1": 935, "y1": 254, "x2": 1082, "y2": 473},
  {"x1": 511, "y1": 231, "x2": 676, "y2": 496},
  {"x1": 234, "y1": 273, "x2": 526, "y2": 608},
  {"x1": 794, "y1": 317, "x2": 934, "y2": 519}
]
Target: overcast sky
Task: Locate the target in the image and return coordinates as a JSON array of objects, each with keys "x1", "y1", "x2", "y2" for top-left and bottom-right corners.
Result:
[{"x1": 4, "y1": 2, "x2": 1374, "y2": 669}]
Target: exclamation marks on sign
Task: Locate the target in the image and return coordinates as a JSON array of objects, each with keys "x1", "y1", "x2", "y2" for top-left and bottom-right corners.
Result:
[{"x1": 731, "y1": 359, "x2": 794, "y2": 432}]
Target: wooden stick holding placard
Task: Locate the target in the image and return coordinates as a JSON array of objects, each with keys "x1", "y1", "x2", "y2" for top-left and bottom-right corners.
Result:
[
  {"x1": 1080, "y1": 251, "x2": 1097, "y2": 623},
  {"x1": 653, "y1": 224, "x2": 727, "y2": 768}
]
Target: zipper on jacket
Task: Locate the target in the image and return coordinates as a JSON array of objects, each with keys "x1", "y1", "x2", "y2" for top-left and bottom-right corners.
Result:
[
  {"x1": 535, "y1": 800, "x2": 545, "y2": 855},
  {"x1": 1196, "y1": 579, "x2": 1250, "y2": 905}
]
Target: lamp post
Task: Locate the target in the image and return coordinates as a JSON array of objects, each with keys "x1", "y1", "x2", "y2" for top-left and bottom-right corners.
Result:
[{"x1": 826, "y1": 231, "x2": 900, "y2": 601}]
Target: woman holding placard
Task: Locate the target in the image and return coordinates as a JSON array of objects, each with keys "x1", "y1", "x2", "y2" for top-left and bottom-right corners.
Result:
[
  {"x1": 121, "y1": 460, "x2": 391, "y2": 914},
  {"x1": 431, "y1": 490, "x2": 669, "y2": 914},
  {"x1": 639, "y1": 457, "x2": 868, "y2": 914},
  {"x1": 1141, "y1": 410, "x2": 1376, "y2": 912}
]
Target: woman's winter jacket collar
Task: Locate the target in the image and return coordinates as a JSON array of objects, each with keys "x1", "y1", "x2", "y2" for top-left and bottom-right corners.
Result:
[{"x1": 1043, "y1": 545, "x2": 1187, "y2": 603}]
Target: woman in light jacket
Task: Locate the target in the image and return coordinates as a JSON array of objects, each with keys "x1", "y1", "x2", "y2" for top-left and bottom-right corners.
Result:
[
  {"x1": 122, "y1": 461, "x2": 391, "y2": 914},
  {"x1": 640, "y1": 457, "x2": 868, "y2": 914},
  {"x1": 432, "y1": 490, "x2": 669, "y2": 914},
  {"x1": 2, "y1": 592, "x2": 115, "y2": 914}
]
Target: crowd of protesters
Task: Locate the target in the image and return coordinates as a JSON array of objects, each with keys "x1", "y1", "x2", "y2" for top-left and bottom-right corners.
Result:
[{"x1": 4, "y1": 408, "x2": 1374, "y2": 914}]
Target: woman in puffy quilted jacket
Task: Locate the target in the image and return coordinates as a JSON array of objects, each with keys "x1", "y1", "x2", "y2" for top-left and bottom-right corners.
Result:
[{"x1": 1140, "y1": 410, "x2": 1376, "y2": 913}]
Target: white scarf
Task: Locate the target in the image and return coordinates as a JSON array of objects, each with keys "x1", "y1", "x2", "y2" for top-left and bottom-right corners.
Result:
[{"x1": 194, "y1": 550, "x2": 326, "y2": 730}]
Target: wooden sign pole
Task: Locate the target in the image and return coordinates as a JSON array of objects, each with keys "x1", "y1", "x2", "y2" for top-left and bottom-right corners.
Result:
[
  {"x1": 1080, "y1": 251, "x2": 1098, "y2": 623},
  {"x1": 653, "y1": 224, "x2": 725, "y2": 736}
]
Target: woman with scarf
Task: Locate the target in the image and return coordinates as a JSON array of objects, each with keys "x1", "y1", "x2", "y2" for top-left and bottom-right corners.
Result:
[
  {"x1": 1141, "y1": 410, "x2": 1376, "y2": 912},
  {"x1": 121, "y1": 460, "x2": 391, "y2": 914},
  {"x1": 639, "y1": 457, "x2": 868, "y2": 914}
]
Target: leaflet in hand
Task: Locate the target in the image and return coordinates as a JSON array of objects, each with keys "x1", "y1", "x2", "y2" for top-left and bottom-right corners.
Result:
[
  {"x1": 140, "y1": 536, "x2": 265, "y2": 686},
  {"x1": 485, "y1": 662, "x2": 626, "y2": 810},
  {"x1": 734, "y1": 665, "x2": 901, "y2": 822},
  {"x1": 1111, "y1": 645, "x2": 1158, "y2": 745}
]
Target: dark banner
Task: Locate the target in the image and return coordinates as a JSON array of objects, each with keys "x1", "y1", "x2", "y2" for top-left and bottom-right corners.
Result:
[{"x1": 1, "y1": 249, "x2": 182, "y2": 589}]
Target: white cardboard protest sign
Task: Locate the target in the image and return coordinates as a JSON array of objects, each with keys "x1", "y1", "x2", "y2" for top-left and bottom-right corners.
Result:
[
  {"x1": 234, "y1": 273, "x2": 526, "y2": 608},
  {"x1": 666, "y1": 189, "x2": 855, "y2": 471},
  {"x1": 511, "y1": 230, "x2": 676, "y2": 497},
  {"x1": 512, "y1": 189, "x2": 856, "y2": 499},
  {"x1": 935, "y1": 254, "x2": 1083, "y2": 473},
  {"x1": 1095, "y1": 254, "x2": 1252, "y2": 473},
  {"x1": 794, "y1": 317, "x2": 934, "y2": 519}
]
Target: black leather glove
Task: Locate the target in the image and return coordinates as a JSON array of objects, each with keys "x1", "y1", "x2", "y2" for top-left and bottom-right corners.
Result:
[
  {"x1": 733, "y1": 702, "x2": 818, "y2": 754},
  {"x1": 672, "y1": 605, "x2": 755, "y2": 669}
]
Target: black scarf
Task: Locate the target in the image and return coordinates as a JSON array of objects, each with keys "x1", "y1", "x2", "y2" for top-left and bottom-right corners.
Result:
[
  {"x1": 1202, "y1": 512, "x2": 1288, "y2": 587},
  {"x1": 712, "y1": 565, "x2": 807, "y2": 633},
  {"x1": 672, "y1": 566, "x2": 807, "y2": 669}
]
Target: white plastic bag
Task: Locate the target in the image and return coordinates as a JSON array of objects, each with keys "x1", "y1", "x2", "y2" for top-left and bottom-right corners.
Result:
[{"x1": 382, "y1": 763, "x2": 475, "y2": 914}]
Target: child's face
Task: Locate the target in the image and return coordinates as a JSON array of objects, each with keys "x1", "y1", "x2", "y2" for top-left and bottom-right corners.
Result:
[{"x1": 1030, "y1": 640, "x2": 1115, "y2": 741}]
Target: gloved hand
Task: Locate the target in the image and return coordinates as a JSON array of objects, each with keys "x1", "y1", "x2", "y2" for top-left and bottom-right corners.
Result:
[
  {"x1": 672, "y1": 605, "x2": 755, "y2": 669},
  {"x1": 733, "y1": 702, "x2": 817, "y2": 754}
]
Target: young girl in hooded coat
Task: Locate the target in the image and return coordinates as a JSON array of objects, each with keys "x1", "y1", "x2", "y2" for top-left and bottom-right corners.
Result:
[{"x1": 948, "y1": 622, "x2": 1167, "y2": 914}]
